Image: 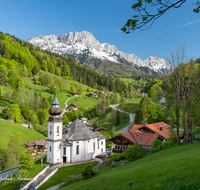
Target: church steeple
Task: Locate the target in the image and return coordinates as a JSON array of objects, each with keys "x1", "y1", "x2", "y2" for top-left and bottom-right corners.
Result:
[
  {"x1": 51, "y1": 90, "x2": 60, "y2": 105},
  {"x1": 47, "y1": 89, "x2": 63, "y2": 165},
  {"x1": 48, "y1": 90, "x2": 62, "y2": 118}
]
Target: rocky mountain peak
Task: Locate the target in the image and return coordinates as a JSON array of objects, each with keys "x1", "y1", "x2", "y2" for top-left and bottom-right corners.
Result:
[{"x1": 27, "y1": 31, "x2": 173, "y2": 75}]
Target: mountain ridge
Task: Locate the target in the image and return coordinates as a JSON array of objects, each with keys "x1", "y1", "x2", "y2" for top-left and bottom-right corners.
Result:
[{"x1": 28, "y1": 31, "x2": 173, "y2": 75}]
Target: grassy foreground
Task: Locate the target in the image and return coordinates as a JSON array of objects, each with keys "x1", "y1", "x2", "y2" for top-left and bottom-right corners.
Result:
[
  {"x1": 60, "y1": 142, "x2": 200, "y2": 190},
  {"x1": 0, "y1": 120, "x2": 46, "y2": 149},
  {"x1": 0, "y1": 157, "x2": 47, "y2": 190},
  {"x1": 38, "y1": 161, "x2": 98, "y2": 190}
]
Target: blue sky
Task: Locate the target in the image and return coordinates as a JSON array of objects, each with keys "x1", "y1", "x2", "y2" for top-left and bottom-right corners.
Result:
[{"x1": 0, "y1": 0, "x2": 199, "y2": 60}]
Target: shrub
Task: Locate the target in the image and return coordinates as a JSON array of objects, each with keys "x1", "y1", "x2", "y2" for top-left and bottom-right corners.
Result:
[
  {"x1": 81, "y1": 164, "x2": 93, "y2": 179},
  {"x1": 151, "y1": 139, "x2": 162, "y2": 153},
  {"x1": 109, "y1": 152, "x2": 127, "y2": 162},
  {"x1": 104, "y1": 158, "x2": 111, "y2": 167},
  {"x1": 125, "y1": 145, "x2": 146, "y2": 161}
]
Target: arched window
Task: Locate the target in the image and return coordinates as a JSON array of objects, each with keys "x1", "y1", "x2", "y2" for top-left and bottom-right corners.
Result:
[
  {"x1": 57, "y1": 126, "x2": 59, "y2": 136},
  {"x1": 50, "y1": 126, "x2": 52, "y2": 135}
]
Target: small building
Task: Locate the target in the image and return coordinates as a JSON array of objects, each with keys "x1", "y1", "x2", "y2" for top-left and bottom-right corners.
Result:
[
  {"x1": 25, "y1": 140, "x2": 47, "y2": 152},
  {"x1": 159, "y1": 96, "x2": 166, "y2": 104},
  {"x1": 86, "y1": 124, "x2": 95, "y2": 131},
  {"x1": 95, "y1": 127, "x2": 108, "y2": 132},
  {"x1": 87, "y1": 93, "x2": 98, "y2": 98},
  {"x1": 108, "y1": 131, "x2": 158, "y2": 153},
  {"x1": 138, "y1": 93, "x2": 148, "y2": 97},
  {"x1": 81, "y1": 117, "x2": 88, "y2": 124},
  {"x1": 71, "y1": 92, "x2": 79, "y2": 97},
  {"x1": 69, "y1": 103, "x2": 78, "y2": 111}
]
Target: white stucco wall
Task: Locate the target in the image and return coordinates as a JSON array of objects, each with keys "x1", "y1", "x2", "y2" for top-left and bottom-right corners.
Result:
[{"x1": 48, "y1": 121, "x2": 62, "y2": 141}]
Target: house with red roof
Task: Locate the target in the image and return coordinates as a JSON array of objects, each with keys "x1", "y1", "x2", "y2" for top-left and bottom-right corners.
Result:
[
  {"x1": 107, "y1": 131, "x2": 158, "y2": 153},
  {"x1": 108, "y1": 121, "x2": 184, "y2": 153},
  {"x1": 130, "y1": 122, "x2": 184, "y2": 141},
  {"x1": 25, "y1": 140, "x2": 47, "y2": 155},
  {"x1": 69, "y1": 103, "x2": 78, "y2": 111}
]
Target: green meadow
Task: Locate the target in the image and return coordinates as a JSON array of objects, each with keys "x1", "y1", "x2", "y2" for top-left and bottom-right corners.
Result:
[{"x1": 60, "y1": 142, "x2": 200, "y2": 190}]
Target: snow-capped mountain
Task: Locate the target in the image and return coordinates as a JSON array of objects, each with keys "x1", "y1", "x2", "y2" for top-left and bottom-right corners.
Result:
[{"x1": 28, "y1": 31, "x2": 173, "y2": 75}]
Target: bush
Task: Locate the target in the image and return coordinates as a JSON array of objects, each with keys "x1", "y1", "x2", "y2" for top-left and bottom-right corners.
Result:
[
  {"x1": 109, "y1": 152, "x2": 127, "y2": 162},
  {"x1": 125, "y1": 145, "x2": 146, "y2": 161},
  {"x1": 151, "y1": 139, "x2": 162, "y2": 153},
  {"x1": 81, "y1": 164, "x2": 95, "y2": 179}
]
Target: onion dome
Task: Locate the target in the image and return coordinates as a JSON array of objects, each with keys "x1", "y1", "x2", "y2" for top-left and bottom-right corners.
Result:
[{"x1": 48, "y1": 91, "x2": 62, "y2": 116}]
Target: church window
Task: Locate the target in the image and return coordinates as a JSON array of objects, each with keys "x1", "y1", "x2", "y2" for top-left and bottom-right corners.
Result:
[
  {"x1": 93, "y1": 142, "x2": 95, "y2": 151},
  {"x1": 57, "y1": 126, "x2": 59, "y2": 136},
  {"x1": 50, "y1": 126, "x2": 52, "y2": 135},
  {"x1": 63, "y1": 147, "x2": 66, "y2": 155},
  {"x1": 76, "y1": 145, "x2": 79, "y2": 154},
  {"x1": 50, "y1": 146, "x2": 51, "y2": 152}
]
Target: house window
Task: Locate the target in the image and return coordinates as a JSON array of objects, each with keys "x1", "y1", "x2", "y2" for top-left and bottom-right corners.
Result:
[
  {"x1": 63, "y1": 147, "x2": 66, "y2": 155},
  {"x1": 76, "y1": 145, "x2": 79, "y2": 154},
  {"x1": 98, "y1": 142, "x2": 99, "y2": 149},
  {"x1": 122, "y1": 147, "x2": 126, "y2": 151},
  {"x1": 101, "y1": 141, "x2": 103, "y2": 145},
  {"x1": 50, "y1": 146, "x2": 51, "y2": 152},
  {"x1": 115, "y1": 145, "x2": 120, "y2": 150},
  {"x1": 57, "y1": 126, "x2": 59, "y2": 136},
  {"x1": 93, "y1": 142, "x2": 95, "y2": 151},
  {"x1": 101, "y1": 148, "x2": 103, "y2": 152}
]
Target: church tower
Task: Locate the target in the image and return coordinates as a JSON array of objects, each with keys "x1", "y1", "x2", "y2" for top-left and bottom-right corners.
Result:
[{"x1": 47, "y1": 91, "x2": 63, "y2": 165}]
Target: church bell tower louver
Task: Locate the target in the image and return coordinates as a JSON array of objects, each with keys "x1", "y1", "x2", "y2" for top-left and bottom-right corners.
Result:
[{"x1": 47, "y1": 90, "x2": 63, "y2": 165}]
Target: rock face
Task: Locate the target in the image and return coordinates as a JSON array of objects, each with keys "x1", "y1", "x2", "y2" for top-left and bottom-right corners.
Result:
[{"x1": 28, "y1": 31, "x2": 173, "y2": 74}]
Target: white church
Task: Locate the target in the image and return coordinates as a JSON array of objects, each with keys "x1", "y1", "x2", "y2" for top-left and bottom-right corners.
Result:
[{"x1": 47, "y1": 92, "x2": 106, "y2": 165}]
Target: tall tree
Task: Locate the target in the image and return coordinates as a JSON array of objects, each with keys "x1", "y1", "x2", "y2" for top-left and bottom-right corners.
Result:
[{"x1": 136, "y1": 96, "x2": 149, "y2": 124}]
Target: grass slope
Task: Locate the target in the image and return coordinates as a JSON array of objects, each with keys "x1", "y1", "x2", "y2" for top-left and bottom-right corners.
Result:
[
  {"x1": 0, "y1": 120, "x2": 46, "y2": 149},
  {"x1": 38, "y1": 161, "x2": 98, "y2": 190},
  {"x1": 60, "y1": 142, "x2": 200, "y2": 190},
  {"x1": 0, "y1": 156, "x2": 47, "y2": 190},
  {"x1": 89, "y1": 109, "x2": 129, "y2": 132}
]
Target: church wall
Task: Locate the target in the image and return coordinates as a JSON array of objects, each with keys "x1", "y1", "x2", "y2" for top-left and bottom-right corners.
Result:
[
  {"x1": 52, "y1": 141, "x2": 61, "y2": 164},
  {"x1": 48, "y1": 121, "x2": 62, "y2": 141},
  {"x1": 47, "y1": 141, "x2": 53, "y2": 164}
]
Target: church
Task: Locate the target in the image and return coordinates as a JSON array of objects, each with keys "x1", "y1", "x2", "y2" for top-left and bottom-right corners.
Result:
[{"x1": 47, "y1": 92, "x2": 106, "y2": 165}]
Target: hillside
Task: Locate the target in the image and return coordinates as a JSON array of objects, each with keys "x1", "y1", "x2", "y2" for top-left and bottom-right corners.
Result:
[
  {"x1": 60, "y1": 142, "x2": 200, "y2": 190},
  {"x1": 0, "y1": 120, "x2": 46, "y2": 149}
]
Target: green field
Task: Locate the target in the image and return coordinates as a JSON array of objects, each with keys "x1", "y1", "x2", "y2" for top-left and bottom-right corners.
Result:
[
  {"x1": 119, "y1": 97, "x2": 142, "y2": 114},
  {"x1": 60, "y1": 142, "x2": 200, "y2": 190},
  {"x1": 38, "y1": 161, "x2": 98, "y2": 190},
  {"x1": 89, "y1": 109, "x2": 129, "y2": 132},
  {"x1": 0, "y1": 120, "x2": 46, "y2": 149},
  {"x1": 122, "y1": 77, "x2": 138, "y2": 83},
  {"x1": 67, "y1": 95, "x2": 101, "y2": 110}
]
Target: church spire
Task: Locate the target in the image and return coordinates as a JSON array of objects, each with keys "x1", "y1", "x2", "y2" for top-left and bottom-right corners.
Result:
[{"x1": 51, "y1": 89, "x2": 60, "y2": 105}]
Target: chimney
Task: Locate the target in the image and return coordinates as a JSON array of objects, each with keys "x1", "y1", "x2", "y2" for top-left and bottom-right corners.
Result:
[{"x1": 160, "y1": 125, "x2": 162, "y2": 131}]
